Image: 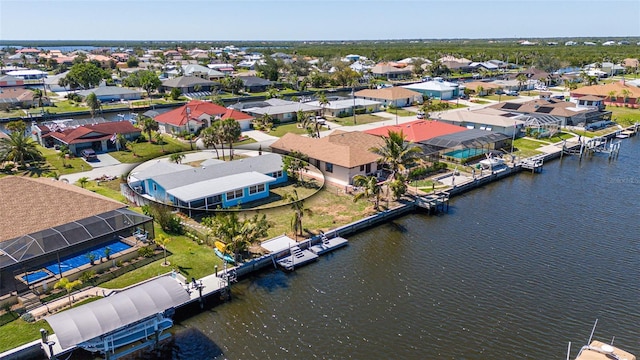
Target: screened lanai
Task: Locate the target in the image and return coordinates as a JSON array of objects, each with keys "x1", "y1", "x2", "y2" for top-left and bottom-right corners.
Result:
[
  {"x1": 521, "y1": 114, "x2": 562, "y2": 138},
  {"x1": 0, "y1": 209, "x2": 153, "y2": 296},
  {"x1": 420, "y1": 129, "x2": 510, "y2": 162}
]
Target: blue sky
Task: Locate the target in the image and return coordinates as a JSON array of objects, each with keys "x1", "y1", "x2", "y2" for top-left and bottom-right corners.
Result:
[{"x1": 1, "y1": 0, "x2": 639, "y2": 41}]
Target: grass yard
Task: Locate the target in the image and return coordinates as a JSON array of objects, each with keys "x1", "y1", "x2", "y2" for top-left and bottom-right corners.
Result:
[
  {"x1": 512, "y1": 138, "x2": 545, "y2": 157},
  {"x1": 0, "y1": 108, "x2": 26, "y2": 119},
  {"x1": 329, "y1": 114, "x2": 385, "y2": 126},
  {"x1": 386, "y1": 108, "x2": 415, "y2": 117},
  {"x1": 483, "y1": 95, "x2": 519, "y2": 101},
  {"x1": 608, "y1": 106, "x2": 640, "y2": 127},
  {"x1": 469, "y1": 99, "x2": 491, "y2": 104},
  {"x1": 267, "y1": 123, "x2": 312, "y2": 137},
  {"x1": 545, "y1": 131, "x2": 577, "y2": 143},
  {"x1": 101, "y1": 225, "x2": 223, "y2": 290},
  {"x1": 0, "y1": 318, "x2": 53, "y2": 353},
  {"x1": 39, "y1": 146, "x2": 89, "y2": 175},
  {"x1": 108, "y1": 137, "x2": 192, "y2": 163}
]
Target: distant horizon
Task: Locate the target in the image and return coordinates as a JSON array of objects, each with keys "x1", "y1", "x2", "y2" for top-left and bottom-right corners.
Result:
[{"x1": 1, "y1": 0, "x2": 638, "y2": 42}]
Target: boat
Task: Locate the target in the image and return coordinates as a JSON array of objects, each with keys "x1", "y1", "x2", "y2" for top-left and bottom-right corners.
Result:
[
  {"x1": 569, "y1": 320, "x2": 636, "y2": 360},
  {"x1": 214, "y1": 242, "x2": 235, "y2": 264},
  {"x1": 78, "y1": 312, "x2": 174, "y2": 353}
]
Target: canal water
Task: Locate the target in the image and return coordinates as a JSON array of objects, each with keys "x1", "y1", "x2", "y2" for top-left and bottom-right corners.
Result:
[{"x1": 147, "y1": 136, "x2": 639, "y2": 360}]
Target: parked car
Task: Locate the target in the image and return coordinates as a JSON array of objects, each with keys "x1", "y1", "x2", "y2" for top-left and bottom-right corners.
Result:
[
  {"x1": 506, "y1": 90, "x2": 519, "y2": 96},
  {"x1": 416, "y1": 111, "x2": 426, "y2": 119},
  {"x1": 80, "y1": 149, "x2": 98, "y2": 161}
]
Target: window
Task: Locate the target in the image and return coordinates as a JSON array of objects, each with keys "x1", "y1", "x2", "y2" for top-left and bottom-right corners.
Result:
[
  {"x1": 272, "y1": 170, "x2": 283, "y2": 178},
  {"x1": 249, "y1": 184, "x2": 265, "y2": 195},
  {"x1": 360, "y1": 165, "x2": 365, "y2": 171},
  {"x1": 152, "y1": 183, "x2": 157, "y2": 192},
  {"x1": 365, "y1": 163, "x2": 371, "y2": 173},
  {"x1": 226, "y1": 189, "x2": 243, "y2": 200},
  {"x1": 325, "y1": 162, "x2": 333, "y2": 173}
]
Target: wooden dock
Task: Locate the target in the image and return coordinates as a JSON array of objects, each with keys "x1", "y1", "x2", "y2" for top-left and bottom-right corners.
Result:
[{"x1": 276, "y1": 246, "x2": 319, "y2": 271}]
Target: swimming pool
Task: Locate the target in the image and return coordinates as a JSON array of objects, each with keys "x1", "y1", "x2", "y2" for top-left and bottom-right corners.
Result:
[
  {"x1": 45, "y1": 241, "x2": 131, "y2": 276},
  {"x1": 444, "y1": 148, "x2": 487, "y2": 159},
  {"x1": 22, "y1": 270, "x2": 51, "y2": 283}
]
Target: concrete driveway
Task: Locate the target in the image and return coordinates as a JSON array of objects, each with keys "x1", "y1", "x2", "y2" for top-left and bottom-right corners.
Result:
[{"x1": 85, "y1": 153, "x2": 122, "y2": 168}]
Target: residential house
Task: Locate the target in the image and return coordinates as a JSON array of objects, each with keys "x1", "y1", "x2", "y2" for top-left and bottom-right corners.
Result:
[
  {"x1": 270, "y1": 130, "x2": 385, "y2": 186},
  {"x1": 87, "y1": 54, "x2": 114, "y2": 68},
  {"x1": 370, "y1": 63, "x2": 412, "y2": 81},
  {"x1": 182, "y1": 64, "x2": 225, "y2": 80},
  {"x1": 0, "y1": 176, "x2": 153, "y2": 297},
  {"x1": 460, "y1": 81, "x2": 503, "y2": 96},
  {"x1": 570, "y1": 81, "x2": 640, "y2": 108},
  {"x1": 435, "y1": 107, "x2": 524, "y2": 138},
  {"x1": 304, "y1": 98, "x2": 382, "y2": 117},
  {"x1": 6, "y1": 69, "x2": 48, "y2": 81},
  {"x1": 154, "y1": 100, "x2": 227, "y2": 134},
  {"x1": 44, "y1": 71, "x2": 70, "y2": 93},
  {"x1": 131, "y1": 153, "x2": 287, "y2": 210},
  {"x1": 33, "y1": 118, "x2": 142, "y2": 155},
  {"x1": 221, "y1": 108, "x2": 254, "y2": 131},
  {"x1": 364, "y1": 119, "x2": 468, "y2": 143},
  {"x1": 402, "y1": 80, "x2": 459, "y2": 100},
  {"x1": 0, "y1": 75, "x2": 24, "y2": 87},
  {"x1": 161, "y1": 76, "x2": 219, "y2": 94},
  {"x1": 469, "y1": 62, "x2": 499, "y2": 71},
  {"x1": 238, "y1": 76, "x2": 273, "y2": 93},
  {"x1": 489, "y1": 98, "x2": 610, "y2": 127},
  {"x1": 208, "y1": 63, "x2": 235, "y2": 75},
  {"x1": 0, "y1": 87, "x2": 49, "y2": 110},
  {"x1": 77, "y1": 83, "x2": 144, "y2": 102},
  {"x1": 355, "y1": 87, "x2": 422, "y2": 107},
  {"x1": 238, "y1": 98, "x2": 320, "y2": 123}
]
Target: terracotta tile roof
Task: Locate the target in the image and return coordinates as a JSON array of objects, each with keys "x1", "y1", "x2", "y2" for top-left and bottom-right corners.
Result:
[
  {"x1": 221, "y1": 108, "x2": 253, "y2": 121},
  {"x1": 48, "y1": 121, "x2": 140, "y2": 145},
  {"x1": 155, "y1": 100, "x2": 227, "y2": 126},
  {"x1": 270, "y1": 131, "x2": 385, "y2": 168},
  {"x1": 571, "y1": 81, "x2": 640, "y2": 99},
  {"x1": 355, "y1": 87, "x2": 422, "y2": 101},
  {"x1": 0, "y1": 176, "x2": 125, "y2": 242},
  {"x1": 365, "y1": 120, "x2": 467, "y2": 142}
]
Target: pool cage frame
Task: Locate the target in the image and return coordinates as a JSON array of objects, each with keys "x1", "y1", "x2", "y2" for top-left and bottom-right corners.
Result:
[{"x1": 0, "y1": 208, "x2": 153, "y2": 297}]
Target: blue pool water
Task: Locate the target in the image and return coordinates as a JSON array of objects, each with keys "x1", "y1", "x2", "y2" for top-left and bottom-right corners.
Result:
[
  {"x1": 444, "y1": 148, "x2": 487, "y2": 159},
  {"x1": 45, "y1": 241, "x2": 131, "y2": 275},
  {"x1": 22, "y1": 271, "x2": 50, "y2": 283}
]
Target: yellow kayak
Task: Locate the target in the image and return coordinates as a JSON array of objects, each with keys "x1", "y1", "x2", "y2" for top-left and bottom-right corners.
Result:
[{"x1": 215, "y1": 241, "x2": 227, "y2": 252}]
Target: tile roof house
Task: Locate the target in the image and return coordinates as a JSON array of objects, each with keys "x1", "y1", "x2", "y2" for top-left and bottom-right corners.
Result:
[
  {"x1": 370, "y1": 63, "x2": 413, "y2": 80},
  {"x1": 221, "y1": 108, "x2": 255, "y2": 131},
  {"x1": 270, "y1": 130, "x2": 385, "y2": 186},
  {"x1": 355, "y1": 87, "x2": 422, "y2": 107},
  {"x1": 364, "y1": 120, "x2": 468, "y2": 142},
  {"x1": 0, "y1": 87, "x2": 48, "y2": 110},
  {"x1": 154, "y1": 100, "x2": 227, "y2": 134},
  {"x1": 570, "y1": 81, "x2": 640, "y2": 108},
  {"x1": 0, "y1": 176, "x2": 153, "y2": 296},
  {"x1": 34, "y1": 119, "x2": 142, "y2": 155}
]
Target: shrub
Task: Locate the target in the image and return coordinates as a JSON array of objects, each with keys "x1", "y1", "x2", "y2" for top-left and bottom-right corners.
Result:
[
  {"x1": 20, "y1": 312, "x2": 35, "y2": 323},
  {"x1": 138, "y1": 246, "x2": 155, "y2": 258}
]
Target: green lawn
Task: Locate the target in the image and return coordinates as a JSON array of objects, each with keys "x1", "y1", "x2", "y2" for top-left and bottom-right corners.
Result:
[
  {"x1": 546, "y1": 132, "x2": 577, "y2": 143},
  {"x1": 0, "y1": 108, "x2": 26, "y2": 119},
  {"x1": 267, "y1": 123, "x2": 312, "y2": 137},
  {"x1": 38, "y1": 146, "x2": 89, "y2": 175},
  {"x1": 0, "y1": 318, "x2": 53, "y2": 353},
  {"x1": 108, "y1": 136, "x2": 192, "y2": 163},
  {"x1": 483, "y1": 95, "x2": 519, "y2": 101},
  {"x1": 512, "y1": 138, "x2": 545, "y2": 157},
  {"x1": 329, "y1": 114, "x2": 385, "y2": 126},
  {"x1": 386, "y1": 108, "x2": 415, "y2": 117},
  {"x1": 101, "y1": 225, "x2": 224, "y2": 289},
  {"x1": 469, "y1": 99, "x2": 491, "y2": 104},
  {"x1": 608, "y1": 106, "x2": 640, "y2": 127}
]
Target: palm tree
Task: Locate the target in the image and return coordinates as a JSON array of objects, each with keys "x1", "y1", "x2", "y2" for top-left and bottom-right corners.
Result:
[
  {"x1": 203, "y1": 212, "x2": 270, "y2": 262},
  {"x1": 352, "y1": 174, "x2": 382, "y2": 211},
  {"x1": 140, "y1": 116, "x2": 159, "y2": 143},
  {"x1": 54, "y1": 277, "x2": 82, "y2": 308},
  {"x1": 78, "y1": 176, "x2": 89, "y2": 188},
  {"x1": 85, "y1": 92, "x2": 101, "y2": 118},
  {"x1": 155, "y1": 234, "x2": 171, "y2": 266},
  {"x1": 608, "y1": 90, "x2": 617, "y2": 104},
  {"x1": 0, "y1": 131, "x2": 43, "y2": 167},
  {"x1": 115, "y1": 133, "x2": 128, "y2": 152},
  {"x1": 202, "y1": 120, "x2": 224, "y2": 158},
  {"x1": 317, "y1": 92, "x2": 330, "y2": 117},
  {"x1": 170, "y1": 153, "x2": 185, "y2": 164},
  {"x1": 516, "y1": 74, "x2": 527, "y2": 91},
  {"x1": 154, "y1": 132, "x2": 165, "y2": 152},
  {"x1": 369, "y1": 130, "x2": 422, "y2": 201},
  {"x1": 620, "y1": 89, "x2": 631, "y2": 105},
  {"x1": 32, "y1": 89, "x2": 44, "y2": 110},
  {"x1": 58, "y1": 145, "x2": 69, "y2": 167},
  {"x1": 221, "y1": 118, "x2": 241, "y2": 160},
  {"x1": 286, "y1": 189, "x2": 312, "y2": 240}
]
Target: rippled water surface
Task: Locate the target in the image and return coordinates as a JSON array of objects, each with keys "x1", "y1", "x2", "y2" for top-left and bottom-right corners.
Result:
[{"x1": 162, "y1": 137, "x2": 639, "y2": 360}]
